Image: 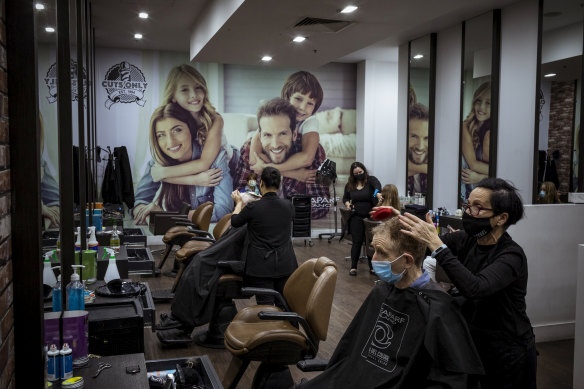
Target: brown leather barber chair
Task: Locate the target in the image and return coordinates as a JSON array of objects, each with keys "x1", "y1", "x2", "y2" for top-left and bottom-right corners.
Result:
[
  {"x1": 222, "y1": 257, "x2": 338, "y2": 389},
  {"x1": 148, "y1": 201, "x2": 191, "y2": 235},
  {"x1": 155, "y1": 201, "x2": 214, "y2": 275},
  {"x1": 151, "y1": 212, "x2": 231, "y2": 303}
]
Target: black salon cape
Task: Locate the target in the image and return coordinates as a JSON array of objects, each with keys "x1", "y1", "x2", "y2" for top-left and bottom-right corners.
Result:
[
  {"x1": 170, "y1": 226, "x2": 247, "y2": 327},
  {"x1": 299, "y1": 281, "x2": 484, "y2": 389}
]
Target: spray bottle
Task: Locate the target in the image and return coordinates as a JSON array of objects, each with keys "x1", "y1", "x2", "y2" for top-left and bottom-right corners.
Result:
[
  {"x1": 47, "y1": 344, "x2": 60, "y2": 381},
  {"x1": 87, "y1": 226, "x2": 98, "y2": 251},
  {"x1": 104, "y1": 248, "x2": 120, "y2": 283},
  {"x1": 52, "y1": 267, "x2": 62, "y2": 312},
  {"x1": 43, "y1": 251, "x2": 57, "y2": 287},
  {"x1": 66, "y1": 265, "x2": 85, "y2": 311},
  {"x1": 74, "y1": 227, "x2": 81, "y2": 252},
  {"x1": 60, "y1": 343, "x2": 73, "y2": 379},
  {"x1": 110, "y1": 225, "x2": 120, "y2": 252}
]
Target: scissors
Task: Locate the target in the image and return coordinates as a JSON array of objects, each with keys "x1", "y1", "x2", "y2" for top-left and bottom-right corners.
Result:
[{"x1": 93, "y1": 362, "x2": 112, "y2": 378}]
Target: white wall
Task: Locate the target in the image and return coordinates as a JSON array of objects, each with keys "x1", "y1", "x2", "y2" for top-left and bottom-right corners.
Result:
[
  {"x1": 433, "y1": 24, "x2": 462, "y2": 212},
  {"x1": 542, "y1": 22, "x2": 583, "y2": 64},
  {"x1": 508, "y1": 204, "x2": 584, "y2": 342},
  {"x1": 497, "y1": 0, "x2": 539, "y2": 203},
  {"x1": 356, "y1": 60, "x2": 399, "y2": 188},
  {"x1": 574, "y1": 244, "x2": 584, "y2": 388}
]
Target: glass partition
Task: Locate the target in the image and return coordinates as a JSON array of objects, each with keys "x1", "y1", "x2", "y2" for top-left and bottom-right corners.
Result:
[
  {"x1": 458, "y1": 11, "x2": 500, "y2": 205},
  {"x1": 535, "y1": 0, "x2": 584, "y2": 201},
  {"x1": 407, "y1": 34, "x2": 436, "y2": 208}
]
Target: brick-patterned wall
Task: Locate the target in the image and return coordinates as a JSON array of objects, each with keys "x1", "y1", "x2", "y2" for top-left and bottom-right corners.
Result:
[
  {"x1": 0, "y1": 1, "x2": 13, "y2": 388},
  {"x1": 549, "y1": 81, "x2": 575, "y2": 194}
]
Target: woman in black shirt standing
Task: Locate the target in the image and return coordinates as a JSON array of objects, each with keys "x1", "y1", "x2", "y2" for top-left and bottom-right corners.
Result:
[
  {"x1": 398, "y1": 178, "x2": 536, "y2": 389},
  {"x1": 343, "y1": 162, "x2": 382, "y2": 275}
]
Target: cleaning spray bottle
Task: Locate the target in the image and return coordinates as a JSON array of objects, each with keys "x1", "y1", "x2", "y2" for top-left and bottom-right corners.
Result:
[
  {"x1": 104, "y1": 248, "x2": 120, "y2": 283},
  {"x1": 87, "y1": 226, "x2": 98, "y2": 251},
  {"x1": 66, "y1": 265, "x2": 85, "y2": 311},
  {"x1": 52, "y1": 267, "x2": 62, "y2": 312},
  {"x1": 74, "y1": 227, "x2": 81, "y2": 252},
  {"x1": 43, "y1": 251, "x2": 57, "y2": 287}
]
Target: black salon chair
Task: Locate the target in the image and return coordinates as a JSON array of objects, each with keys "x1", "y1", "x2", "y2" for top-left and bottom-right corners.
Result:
[{"x1": 221, "y1": 257, "x2": 338, "y2": 389}]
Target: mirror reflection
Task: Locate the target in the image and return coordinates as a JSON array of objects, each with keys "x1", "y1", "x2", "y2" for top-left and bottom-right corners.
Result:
[
  {"x1": 460, "y1": 12, "x2": 494, "y2": 204},
  {"x1": 537, "y1": 0, "x2": 584, "y2": 201},
  {"x1": 407, "y1": 35, "x2": 431, "y2": 202}
]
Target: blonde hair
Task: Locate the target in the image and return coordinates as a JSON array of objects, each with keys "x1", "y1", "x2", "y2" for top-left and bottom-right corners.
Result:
[
  {"x1": 163, "y1": 64, "x2": 217, "y2": 147},
  {"x1": 149, "y1": 103, "x2": 197, "y2": 210},
  {"x1": 464, "y1": 82, "x2": 491, "y2": 150},
  {"x1": 380, "y1": 184, "x2": 400, "y2": 209}
]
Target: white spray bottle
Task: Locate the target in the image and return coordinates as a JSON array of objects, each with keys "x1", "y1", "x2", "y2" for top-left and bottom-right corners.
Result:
[
  {"x1": 74, "y1": 227, "x2": 81, "y2": 252},
  {"x1": 43, "y1": 251, "x2": 57, "y2": 287},
  {"x1": 104, "y1": 248, "x2": 120, "y2": 283},
  {"x1": 87, "y1": 226, "x2": 98, "y2": 251}
]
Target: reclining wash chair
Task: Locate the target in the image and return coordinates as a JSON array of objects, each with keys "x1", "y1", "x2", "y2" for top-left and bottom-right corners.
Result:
[
  {"x1": 222, "y1": 257, "x2": 338, "y2": 389},
  {"x1": 155, "y1": 201, "x2": 214, "y2": 276}
]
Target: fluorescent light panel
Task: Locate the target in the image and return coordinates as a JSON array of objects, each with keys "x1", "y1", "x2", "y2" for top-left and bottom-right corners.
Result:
[
  {"x1": 134, "y1": 33, "x2": 143, "y2": 39},
  {"x1": 139, "y1": 12, "x2": 148, "y2": 19},
  {"x1": 413, "y1": 54, "x2": 423, "y2": 59},
  {"x1": 544, "y1": 73, "x2": 556, "y2": 78},
  {"x1": 261, "y1": 55, "x2": 272, "y2": 62},
  {"x1": 340, "y1": 5, "x2": 358, "y2": 13},
  {"x1": 45, "y1": 26, "x2": 55, "y2": 33},
  {"x1": 35, "y1": 3, "x2": 45, "y2": 10}
]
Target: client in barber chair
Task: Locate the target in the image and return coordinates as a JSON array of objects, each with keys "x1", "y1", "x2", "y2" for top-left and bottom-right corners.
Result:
[
  {"x1": 231, "y1": 166, "x2": 297, "y2": 307},
  {"x1": 156, "y1": 192, "x2": 261, "y2": 338},
  {"x1": 297, "y1": 215, "x2": 484, "y2": 389}
]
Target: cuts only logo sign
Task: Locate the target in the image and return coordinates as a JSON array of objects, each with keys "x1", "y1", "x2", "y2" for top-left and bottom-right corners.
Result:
[
  {"x1": 102, "y1": 61, "x2": 148, "y2": 109},
  {"x1": 44, "y1": 60, "x2": 87, "y2": 103}
]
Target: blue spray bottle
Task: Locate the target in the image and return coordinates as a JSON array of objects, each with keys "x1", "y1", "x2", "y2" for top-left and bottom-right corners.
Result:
[
  {"x1": 51, "y1": 266, "x2": 62, "y2": 312},
  {"x1": 66, "y1": 265, "x2": 85, "y2": 311}
]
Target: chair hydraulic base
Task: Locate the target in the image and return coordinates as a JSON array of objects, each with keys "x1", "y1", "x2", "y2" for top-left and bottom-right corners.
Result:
[
  {"x1": 151, "y1": 289, "x2": 175, "y2": 302},
  {"x1": 194, "y1": 300, "x2": 238, "y2": 349}
]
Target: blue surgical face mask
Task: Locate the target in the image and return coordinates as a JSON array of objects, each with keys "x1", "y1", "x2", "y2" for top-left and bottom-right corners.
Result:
[
  {"x1": 539, "y1": 190, "x2": 545, "y2": 198},
  {"x1": 372, "y1": 253, "x2": 406, "y2": 284}
]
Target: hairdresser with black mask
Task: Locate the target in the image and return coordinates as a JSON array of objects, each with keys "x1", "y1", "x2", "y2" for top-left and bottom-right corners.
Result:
[{"x1": 397, "y1": 178, "x2": 536, "y2": 389}]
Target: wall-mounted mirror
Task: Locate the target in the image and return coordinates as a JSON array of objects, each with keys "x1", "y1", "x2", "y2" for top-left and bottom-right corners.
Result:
[
  {"x1": 458, "y1": 11, "x2": 500, "y2": 205},
  {"x1": 535, "y1": 0, "x2": 583, "y2": 202},
  {"x1": 407, "y1": 33, "x2": 436, "y2": 208}
]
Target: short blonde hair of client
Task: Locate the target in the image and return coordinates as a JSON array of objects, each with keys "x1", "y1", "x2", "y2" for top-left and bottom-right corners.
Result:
[{"x1": 372, "y1": 217, "x2": 427, "y2": 268}]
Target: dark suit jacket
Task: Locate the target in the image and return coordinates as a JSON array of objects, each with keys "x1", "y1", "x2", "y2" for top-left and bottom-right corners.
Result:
[{"x1": 231, "y1": 192, "x2": 297, "y2": 278}]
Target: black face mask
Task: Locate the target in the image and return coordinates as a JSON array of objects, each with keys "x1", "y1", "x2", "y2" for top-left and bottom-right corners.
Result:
[
  {"x1": 354, "y1": 173, "x2": 366, "y2": 181},
  {"x1": 462, "y1": 212, "x2": 494, "y2": 238}
]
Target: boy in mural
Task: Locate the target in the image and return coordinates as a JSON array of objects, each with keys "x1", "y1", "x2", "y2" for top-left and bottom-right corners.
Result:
[
  {"x1": 248, "y1": 71, "x2": 324, "y2": 183},
  {"x1": 133, "y1": 65, "x2": 234, "y2": 224},
  {"x1": 407, "y1": 103, "x2": 429, "y2": 196},
  {"x1": 234, "y1": 98, "x2": 329, "y2": 219}
]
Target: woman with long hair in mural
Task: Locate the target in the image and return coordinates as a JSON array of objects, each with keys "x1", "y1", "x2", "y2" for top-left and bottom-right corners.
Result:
[
  {"x1": 149, "y1": 64, "x2": 236, "y2": 195},
  {"x1": 461, "y1": 82, "x2": 491, "y2": 201},
  {"x1": 132, "y1": 102, "x2": 233, "y2": 224}
]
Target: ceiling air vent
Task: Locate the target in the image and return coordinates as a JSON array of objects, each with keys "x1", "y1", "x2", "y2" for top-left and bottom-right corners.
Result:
[{"x1": 293, "y1": 17, "x2": 353, "y2": 33}]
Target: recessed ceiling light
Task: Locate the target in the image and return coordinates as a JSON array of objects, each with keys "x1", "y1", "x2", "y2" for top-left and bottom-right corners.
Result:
[
  {"x1": 139, "y1": 12, "x2": 148, "y2": 19},
  {"x1": 45, "y1": 26, "x2": 55, "y2": 33},
  {"x1": 261, "y1": 56, "x2": 272, "y2": 62},
  {"x1": 35, "y1": 3, "x2": 45, "y2": 10},
  {"x1": 134, "y1": 33, "x2": 143, "y2": 39},
  {"x1": 340, "y1": 5, "x2": 358, "y2": 13},
  {"x1": 413, "y1": 54, "x2": 424, "y2": 59},
  {"x1": 293, "y1": 36, "x2": 306, "y2": 43},
  {"x1": 544, "y1": 73, "x2": 557, "y2": 78}
]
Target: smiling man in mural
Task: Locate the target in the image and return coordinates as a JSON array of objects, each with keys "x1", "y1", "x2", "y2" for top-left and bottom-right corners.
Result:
[
  {"x1": 407, "y1": 102, "x2": 429, "y2": 196},
  {"x1": 234, "y1": 98, "x2": 330, "y2": 219}
]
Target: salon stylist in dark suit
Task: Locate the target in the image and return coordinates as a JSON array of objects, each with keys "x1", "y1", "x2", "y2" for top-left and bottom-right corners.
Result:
[
  {"x1": 231, "y1": 166, "x2": 297, "y2": 306},
  {"x1": 343, "y1": 162, "x2": 382, "y2": 275}
]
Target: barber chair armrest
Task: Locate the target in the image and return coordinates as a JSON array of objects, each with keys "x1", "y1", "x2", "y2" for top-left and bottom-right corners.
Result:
[
  {"x1": 217, "y1": 261, "x2": 245, "y2": 274},
  {"x1": 296, "y1": 359, "x2": 329, "y2": 372},
  {"x1": 257, "y1": 311, "x2": 318, "y2": 357},
  {"x1": 241, "y1": 288, "x2": 290, "y2": 311},
  {"x1": 186, "y1": 236, "x2": 216, "y2": 244},
  {"x1": 186, "y1": 228, "x2": 214, "y2": 239}
]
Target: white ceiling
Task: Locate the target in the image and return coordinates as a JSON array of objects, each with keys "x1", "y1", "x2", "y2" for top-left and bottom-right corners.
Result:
[{"x1": 37, "y1": 0, "x2": 525, "y2": 66}]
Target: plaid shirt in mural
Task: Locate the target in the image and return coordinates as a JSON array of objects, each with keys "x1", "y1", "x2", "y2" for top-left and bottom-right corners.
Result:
[
  {"x1": 234, "y1": 136, "x2": 330, "y2": 219},
  {"x1": 407, "y1": 173, "x2": 427, "y2": 196}
]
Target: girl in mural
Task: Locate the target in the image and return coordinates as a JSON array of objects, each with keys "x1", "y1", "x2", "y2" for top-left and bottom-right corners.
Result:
[
  {"x1": 149, "y1": 64, "x2": 236, "y2": 192},
  {"x1": 461, "y1": 82, "x2": 491, "y2": 202},
  {"x1": 132, "y1": 102, "x2": 232, "y2": 224},
  {"x1": 247, "y1": 71, "x2": 324, "y2": 182}
]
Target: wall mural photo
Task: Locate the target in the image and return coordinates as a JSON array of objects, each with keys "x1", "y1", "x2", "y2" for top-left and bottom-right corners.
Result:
[{"x1": 38, "y1": 47, "x2": 357, "y2": 230}]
